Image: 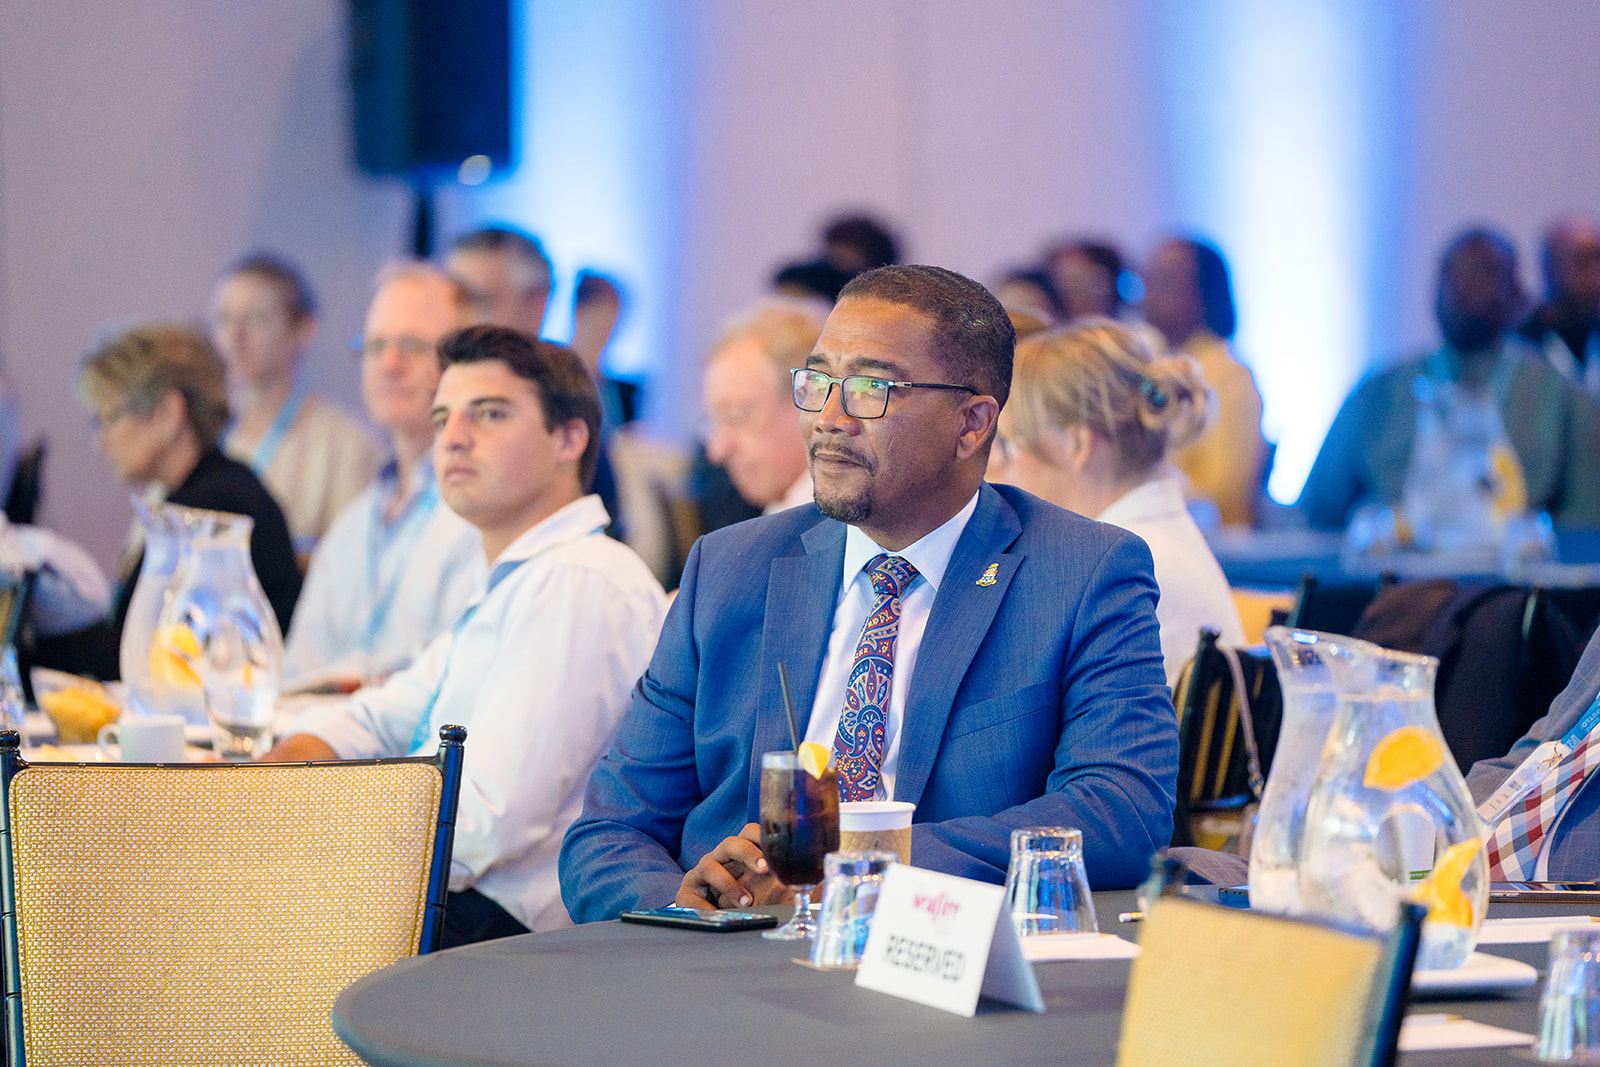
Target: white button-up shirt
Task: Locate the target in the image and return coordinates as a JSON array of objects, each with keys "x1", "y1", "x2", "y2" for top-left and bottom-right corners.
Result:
[{"x1": 286, "y1": 495, "x2": 667, "y2": 931}]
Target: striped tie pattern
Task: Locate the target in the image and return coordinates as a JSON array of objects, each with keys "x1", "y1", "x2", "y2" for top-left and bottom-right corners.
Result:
[
  {"x1": 1485, "y1": 733, "x2": 1600, "y2": 880},
  {"x1": 833, "y1": 554, "x2": 918, "y2": 802}
]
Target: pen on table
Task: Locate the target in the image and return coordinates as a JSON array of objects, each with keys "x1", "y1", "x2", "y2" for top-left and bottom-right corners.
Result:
[
  {"x1": 1118, "y1": 911, "x2": 1144, "y2": 924},
  {"x1": 1403, "y1": 1014, "x2": 1461, "y2": 1026}
]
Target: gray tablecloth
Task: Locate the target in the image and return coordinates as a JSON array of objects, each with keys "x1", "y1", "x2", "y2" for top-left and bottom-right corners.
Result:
[{"x1": 334, "y1": 890, "x2": 1562, "y2": 1067}]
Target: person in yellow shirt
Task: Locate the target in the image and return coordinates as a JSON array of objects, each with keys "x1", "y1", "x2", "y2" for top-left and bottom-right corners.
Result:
[{"x1": 1142, "y1": 237, "x2": 1268, "y2": 527}]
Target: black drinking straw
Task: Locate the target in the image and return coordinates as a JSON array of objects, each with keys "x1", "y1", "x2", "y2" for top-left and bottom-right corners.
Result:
[{"x1": 777, "y1": 662, "x2": 800, "y2": 752}]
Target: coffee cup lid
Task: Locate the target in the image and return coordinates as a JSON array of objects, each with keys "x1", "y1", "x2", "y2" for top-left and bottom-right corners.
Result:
[{"x1": 840, "y1": 800, "x2": 915, "y2": 830}]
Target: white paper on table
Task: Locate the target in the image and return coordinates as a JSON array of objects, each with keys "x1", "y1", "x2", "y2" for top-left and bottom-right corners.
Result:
[
  {"x1": 1398, "y1": 1014, "x2": 1533, "y2": 1052},
  {"x1": 1019, "y1": 933, "x2": 1141, "y2": 961},
  {"x1": 1478, "y1": 915, "x2": 1600, "y2": 944}
]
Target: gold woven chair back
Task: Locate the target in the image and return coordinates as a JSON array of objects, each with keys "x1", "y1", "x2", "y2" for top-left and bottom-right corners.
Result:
[
  {"x1": 7, "y1": 760, "x2": 443, "y2": 1066},
  {"x1": 1117, "y1": 897, "x2": 1392, "y2": 1067}
]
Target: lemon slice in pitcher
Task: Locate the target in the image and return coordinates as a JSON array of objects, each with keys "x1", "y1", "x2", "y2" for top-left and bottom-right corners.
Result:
[
  {"x1": 797, "y1": 742, "x2": 831, "y2": 779},
  {"x1": 1363, "y1": 725, "x2": 1445, "y2": 791},
  {"x1": 1412, "y1": 838, "x2": 1482, "y2": 928}
]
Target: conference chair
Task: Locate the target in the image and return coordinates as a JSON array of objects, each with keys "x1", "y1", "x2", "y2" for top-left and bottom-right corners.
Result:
[
  {"x1": 1118, "y1": 860, "x2": 1425, "y2": 1067},
  {"x1": 1171, "y1": 627, "x2": 1282, "y2": 851},
  {"x1": 0, "y1": 725, "x2": 466, "y2": 1066}
]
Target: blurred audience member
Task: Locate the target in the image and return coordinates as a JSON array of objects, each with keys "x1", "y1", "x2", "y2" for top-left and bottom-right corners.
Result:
[
  {"x1": 771, "y1": 212, "x2": 902, "y2": 306},
  {"x1": 703, "y1": 300, "x2": 826, "y2": 513},
  {"x1": 0, "y1": 514, "x2": 110, "y2": 638},
  {"x1": 1046, "y1": 240, "x2": 1126, "y2": 321},
  {"x1": 285, "y1": 265, "x2": 482, "y2": 689},
  {"x1": 1301, "y1": 228, "x2": 1600, "y2": 531},
  {"x1": 212, "y1": 253, "x2": 382, "y2": 558},
  {"x1": 993, "y1": 318, "x2": 1244, "y2": 684},
  {"x1": 993, "y1": 267, "x2": 1063, "y2": 324},
  {"x1": 772, "y1": 260, "x2": 854, "y2": 304},
  {"x1": 448, "y1": 225, "x2": 553, "y2": 337},
  {"x1": 37, "y1": 325, "x2": 300, "y2": 680},
  {"x1": 1519, "y1": 216, "x2": 1600, "y2": 401},
  {"x1": 1143, "y1": 236, "x2": 1268, "y2": 527},
  {"x1": 821, "y1": 213, "x2": 900, "y2": 274},
  {"x1": 571, "y1": 270, "x2": 641, "y2": 430}
]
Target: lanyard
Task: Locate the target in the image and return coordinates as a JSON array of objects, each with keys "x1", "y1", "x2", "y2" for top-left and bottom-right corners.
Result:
[
  {"x1": 1478, "y1": 689, "x2": 1600, "y2": 827},
  {"x1": 230, "y1": 374, "x2": 309, "y2": 477},
  {"x1": 405, "y1": 555, "x2": 528, "y2": 754},
  {"x1": 361, "y1": 473, "x2": 441, "y2": 654}
]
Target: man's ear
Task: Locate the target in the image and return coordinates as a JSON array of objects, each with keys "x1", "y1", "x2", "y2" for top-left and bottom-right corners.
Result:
[
  {"x1": 955, "y1": 395, "x2": 1001, "y2": 461},
  {"x1": 557, "y1": 418, "x2": 591, "y2": 464}
]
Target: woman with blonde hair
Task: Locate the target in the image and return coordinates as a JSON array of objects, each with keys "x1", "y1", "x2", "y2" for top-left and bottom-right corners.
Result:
[
  {"x1": 32, "y1": 324, "x2": 301, "y2": 681},
  {"x1": 993, "y1": 317, "x2": 1244, "y2": 684}
]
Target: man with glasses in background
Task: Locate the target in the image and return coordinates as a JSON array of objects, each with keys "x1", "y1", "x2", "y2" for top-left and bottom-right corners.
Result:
[
  {"x1": 283, "y1": 264, "x2": 484, "y2": 690},
  {"x1": 702, "y1": 300, "x2": 827, "y2": 513},
  {"x1": 561, "y1": 264, "x2": 1178, "y2": 921}
]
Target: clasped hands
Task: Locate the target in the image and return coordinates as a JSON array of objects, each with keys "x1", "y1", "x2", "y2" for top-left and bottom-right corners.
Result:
[{"x1": 675, "y1": 822, "x2": 794, "y2": 910}]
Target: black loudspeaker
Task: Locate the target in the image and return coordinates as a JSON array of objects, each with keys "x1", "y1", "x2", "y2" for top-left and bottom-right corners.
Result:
[{"x1": 349, "y1": 0, "x2": 513, "y2": 177}]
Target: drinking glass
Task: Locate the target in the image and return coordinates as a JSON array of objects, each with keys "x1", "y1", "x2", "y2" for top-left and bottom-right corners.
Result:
[
  {"x1": 1539, "y1": 928, "x2": 1600, "y2": 1063},
  {"x1": 1004, "y1": 827, "x2": 1097, "y2": 936},
  {"x1": 811, "y1": 849, "x2": 896, "y2": 968},
  {"x1": 759, "y1": 750, "x2": 839, "y2": 941}
]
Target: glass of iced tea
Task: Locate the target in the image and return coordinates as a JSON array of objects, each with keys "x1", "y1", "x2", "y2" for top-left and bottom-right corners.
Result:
[{"x1": 759, "y1": 748, "x2": 840, "y2": 940}]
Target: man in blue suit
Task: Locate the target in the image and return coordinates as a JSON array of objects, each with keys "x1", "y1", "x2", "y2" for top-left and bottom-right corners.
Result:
[{"x1": 560, "y1": 265, "x2": 1178, "y2": 921}]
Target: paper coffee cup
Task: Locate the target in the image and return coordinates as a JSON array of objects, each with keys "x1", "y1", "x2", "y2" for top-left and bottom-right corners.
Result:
[{"x1": 839, "y1": 801, "x2": 914, "y2": 865}]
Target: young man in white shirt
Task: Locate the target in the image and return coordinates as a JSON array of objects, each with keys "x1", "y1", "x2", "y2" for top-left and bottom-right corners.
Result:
[{"x1": 266, "y1": 326, "x2": 667, "y2": 946}]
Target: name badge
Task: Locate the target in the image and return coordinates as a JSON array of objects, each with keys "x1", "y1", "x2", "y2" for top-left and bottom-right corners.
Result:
[{"x1": 855, "y1": 864, "x2": 1044, "y2": 1016}]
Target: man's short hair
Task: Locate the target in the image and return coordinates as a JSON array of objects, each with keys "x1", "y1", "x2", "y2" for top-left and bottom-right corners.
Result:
[
  {"x1": 223, "y1": 252, "x2": 318, "y2": 321},
  {"x1": 79, "y1": 324, "x2": 231, "y2": 450},
  {"x1": 438, "y1": 325, "x2": 601, "y2": 489},
  {"x1": 838, "y1": 264, "x2": 1015, "y2": 408},
  {"x1": 372, "y1": 260, "x2": 473, "y2": 318},
  {"x1": 450, "y1": 225, "x2": 554, "y2": 295},
  {"x1": 707, "y1": 299, "x2": 828, "y2": 390}
]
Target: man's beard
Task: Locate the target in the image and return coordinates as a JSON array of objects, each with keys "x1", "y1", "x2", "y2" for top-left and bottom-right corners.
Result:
[{"x1": 815, "y1": 483, "x2": 873, "y2": 525}]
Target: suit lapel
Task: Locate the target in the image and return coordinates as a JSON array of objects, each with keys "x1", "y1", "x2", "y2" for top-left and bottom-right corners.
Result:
[
  {"x1": 894, "y1": 485, "x2": 1023, "y2": 806},
  {"x1": 750, "y1": 518, "x2": 846, "y2": 808}
]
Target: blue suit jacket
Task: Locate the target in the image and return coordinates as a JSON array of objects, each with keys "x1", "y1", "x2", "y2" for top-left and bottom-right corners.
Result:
[
  {"x1": 560, "y1": 483, "x2": 1178, "y2": 922},
  {"x1": 1467, "y1": 626, "x2": 1600, "y2": 875}
]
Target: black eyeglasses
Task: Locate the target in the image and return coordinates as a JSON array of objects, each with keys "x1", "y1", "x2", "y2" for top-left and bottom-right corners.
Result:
[{"x1": 790, "y1": 369, "x2": 975, "y2": 420}]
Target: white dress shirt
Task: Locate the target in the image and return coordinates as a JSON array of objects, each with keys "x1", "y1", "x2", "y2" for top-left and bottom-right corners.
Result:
[
  {"x1": 1097, "y1": 475, "x2": 1245, "y2": 684},
  {"x1": 803, "y1": 491, "x2": 980, "y2": 797},
  {"x1": 284, "y1": 454, "x2": 484, "y2": 688},
  {"x1": 285, "y1": 495, "x2": 667, "y2": 931}
]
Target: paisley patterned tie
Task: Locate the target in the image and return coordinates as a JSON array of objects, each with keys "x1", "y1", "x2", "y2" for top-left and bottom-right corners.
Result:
[{"x1": 833, "y1": 554, "x2": 919, "y2": 802}]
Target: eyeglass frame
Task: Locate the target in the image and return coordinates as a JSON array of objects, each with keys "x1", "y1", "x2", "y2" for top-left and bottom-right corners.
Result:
[
  {"x1": 790, "y1": 368, "x2": 977, "y2": 420},
  {"x1": 350, "y1": 334, "x2": 440, "y2": 362}
]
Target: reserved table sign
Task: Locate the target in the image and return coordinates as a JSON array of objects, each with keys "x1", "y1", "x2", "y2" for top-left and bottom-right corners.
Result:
[{"x1": 855, "y1": 864, "x2": 1045, "y2": 1016}]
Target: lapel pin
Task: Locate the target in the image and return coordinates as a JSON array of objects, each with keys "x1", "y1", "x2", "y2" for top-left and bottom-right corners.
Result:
[{"x1": 976, "y1": 563, "x2": 998, "y2": 587}]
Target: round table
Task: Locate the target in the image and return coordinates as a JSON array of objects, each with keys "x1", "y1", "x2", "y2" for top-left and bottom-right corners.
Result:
[{"x1": 333, "y1": 890, "x2": 1555, "y2": 1067}]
